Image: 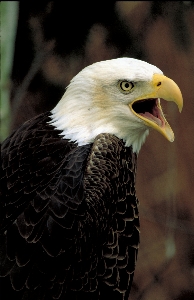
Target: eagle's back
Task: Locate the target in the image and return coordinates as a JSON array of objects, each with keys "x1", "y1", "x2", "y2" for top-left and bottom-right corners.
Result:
[{"x1": 0, "y1": 112, "x2": 139, "y2": 300}]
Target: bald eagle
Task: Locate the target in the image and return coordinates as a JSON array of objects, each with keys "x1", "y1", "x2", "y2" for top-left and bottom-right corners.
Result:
[{"x1": 0, "y1": 58, "x2": 183, "y2": 300}]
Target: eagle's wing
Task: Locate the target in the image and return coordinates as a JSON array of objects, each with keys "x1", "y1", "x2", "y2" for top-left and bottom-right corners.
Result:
[
  {"x1": 0, "y1": 113, "x2": 139, "y2": 300},
  {"x1": 83, "y1": 133, "x2": 139, "y2": 300},
  {"x1": 0, "y1": 112, "x2": 90, "y2": 299}
]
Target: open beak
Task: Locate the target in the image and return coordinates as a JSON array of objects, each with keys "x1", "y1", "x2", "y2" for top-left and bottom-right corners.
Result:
[{"x1": 129, "y1": 74, "x2": 183, "y2": 142}]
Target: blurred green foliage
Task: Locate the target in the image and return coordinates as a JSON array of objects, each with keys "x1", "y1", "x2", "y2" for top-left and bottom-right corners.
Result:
[{"x1": 1, "y1": 1, "x2": 19, "y2": 142}]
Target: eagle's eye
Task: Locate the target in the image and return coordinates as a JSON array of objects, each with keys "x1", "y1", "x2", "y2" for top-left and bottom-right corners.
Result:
[{"x1": 120, "y1": 81, "x2": 134, "y2": 92}]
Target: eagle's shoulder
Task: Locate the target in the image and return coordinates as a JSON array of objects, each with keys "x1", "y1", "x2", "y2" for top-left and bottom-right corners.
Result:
[
  {"x1": 1, "y1": 112, "x2": 71, "y2": 154},
  {"x1": 0, "y1": 112, "x2": 91, "y2": 231}
]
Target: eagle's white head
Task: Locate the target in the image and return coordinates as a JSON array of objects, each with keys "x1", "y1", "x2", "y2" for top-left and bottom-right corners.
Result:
[{"x1": 50, "y1": 57, "x2": 183, "y2": 153}]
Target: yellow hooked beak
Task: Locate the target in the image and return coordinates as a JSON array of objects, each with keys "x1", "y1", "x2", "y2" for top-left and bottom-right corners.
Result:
[{"x1": 129, "y1": 74, "x2": 183, "y2": 142}]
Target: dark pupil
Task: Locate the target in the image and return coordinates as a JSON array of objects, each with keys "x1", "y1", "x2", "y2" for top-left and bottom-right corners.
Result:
[{"x1": 125, "y1": 83, "x2": 129, "y2": 88}]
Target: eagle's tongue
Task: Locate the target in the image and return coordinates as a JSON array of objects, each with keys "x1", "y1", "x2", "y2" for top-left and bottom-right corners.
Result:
[{"x1": 139, "y1": 112, "x2": 163, "y2": 127}]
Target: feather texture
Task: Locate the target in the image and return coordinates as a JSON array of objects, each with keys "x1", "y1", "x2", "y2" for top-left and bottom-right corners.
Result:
[{"x1": 0, "y1": 112, "x2": 139, "y2": 300}]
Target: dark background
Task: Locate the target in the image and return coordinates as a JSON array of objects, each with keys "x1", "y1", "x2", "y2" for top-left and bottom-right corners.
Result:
[{"x1": 1, "y1": 2, "x2": 194, "y2": 299}]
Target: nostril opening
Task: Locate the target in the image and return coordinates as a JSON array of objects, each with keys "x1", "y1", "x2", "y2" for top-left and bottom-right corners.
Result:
[{"x1": 157, "y1": 82, "x2": 161, "y2": 86}]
